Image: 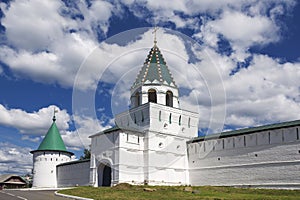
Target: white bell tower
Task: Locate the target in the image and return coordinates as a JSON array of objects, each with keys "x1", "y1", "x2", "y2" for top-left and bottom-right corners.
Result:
[
  {"x1": 90, "y1": 29, "x2": 199, "y2": 187},
  {"x1": 114, "y1": 31, "x2": 199, "y2": 185}
]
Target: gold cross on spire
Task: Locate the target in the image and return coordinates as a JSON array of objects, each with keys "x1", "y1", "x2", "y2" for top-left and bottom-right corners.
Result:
[{"x1": 152, "y1": 26, "x2": 159, "y2": 45}]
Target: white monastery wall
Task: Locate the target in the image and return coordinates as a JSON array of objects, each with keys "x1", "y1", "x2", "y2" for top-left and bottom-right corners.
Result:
[
  {"x1": 188, "y1": 126, "x2": 300, "y2": 188},
  {"x1": 57, "y1": 160, "x2": 90, "y2": 187}
]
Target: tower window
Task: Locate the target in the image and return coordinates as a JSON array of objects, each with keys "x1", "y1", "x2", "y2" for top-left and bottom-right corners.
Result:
[
  {"x1": 159, "y1": 111, "x2": 161, "y2": 122},
  {"x1": 169, "y1": 113, "x2": 172, "y2": 124},
  {"x1": 188, "y1": 118, "x2": 191, "y2": 128},
  {"x1": 179, "y1": 115, "x2": 181, "y2": 126},
  {"x1": 134, "y1": 92, "x2": 140, "y2": 107},
  {"x1": 166, "y1": 91, "x2": 173, "y2": 107},
  {"x1": 134, "y1": 113, "x2": 137, "y2": 124},
  {"x1": 148, "y1": 89, "x2": 157, "y2": 103},
  {"x1": 141, "y1": 111, "x2": 144, "y2": 122}
]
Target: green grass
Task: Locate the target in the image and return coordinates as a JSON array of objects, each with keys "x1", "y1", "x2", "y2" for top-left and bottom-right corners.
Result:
[{"x1": 58, "y1": 184, "x2": 300, "y2": 200}]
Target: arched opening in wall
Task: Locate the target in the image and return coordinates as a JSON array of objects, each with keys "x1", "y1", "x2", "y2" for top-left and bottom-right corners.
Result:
[
  {"x1": 97, "y1": 163, "x2": 112, "y2": 187},
  {"x1": 134, "y1": 92, "x2": 140, "y2": 107},
  {"x1": 166, "y1": 91, "x2": 173, "y2": 107},
  {"x1": 148, "y1": 89, "x2": 157, "y2": 103}
]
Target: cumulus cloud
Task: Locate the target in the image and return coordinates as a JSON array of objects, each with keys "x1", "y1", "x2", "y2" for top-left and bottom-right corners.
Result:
[
  {"x1": 63, "y1": 115, "x2": 111, "y2": 150},
  {"x1": 0, "y1": 104, "x2": 110, "y2": 150},
  {"x1": 199, "y1": 11, "x2": 279, "y2": 61},
  {"x1": 0, "y1": 0, "x2": 299, "y2": 133},
  {"x1": 0, "y1": 0, "x2": 114, "y2": 89},
  {"x1": 0, "y1": 142, "x2": 32, "y2": 174},
  {"x1": 0, "y1": 104, "x2": 69, "y2": 135},
  {"x1": 223, "y1": 54, "x2": 300, "y2": 126}
]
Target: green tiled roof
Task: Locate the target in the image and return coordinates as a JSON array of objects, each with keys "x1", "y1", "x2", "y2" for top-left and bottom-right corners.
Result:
[
  {"x1": 189, "y1": 119, "x2": 300, "y2": 143},
  {"x1": 132, "y1": 44, "x2": 177, "y2": 89},
  {"x1": 31, "y1": 116, "x2": 73, "y2": 154}
]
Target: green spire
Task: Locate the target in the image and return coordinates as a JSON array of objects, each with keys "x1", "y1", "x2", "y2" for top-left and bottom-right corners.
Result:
[
  {"x1": 31, "y1": 112, "x2": 73, "y2": 155},
  {"x1": 132, "y1": 44, "x2": 177, "y2": 89}
]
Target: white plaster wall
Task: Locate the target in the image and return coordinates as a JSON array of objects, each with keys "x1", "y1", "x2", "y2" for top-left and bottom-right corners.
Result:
[
  {"x1": 149, "y1": 103, "x2": 198, "y2": 139},
  {"x1": 118, "y1": 131, "x2": 145, "y2": 185},
  {"x1": 144, "y1": 131, "x2": 190, "y2": 185},
  {"x1": 114, "y1": 103, "x2": 198, "y2": 186},
  {"x1": 57, "y1": 161, "x2": 90, "y2": 187},
  {"x1": 32, "y1": 151, "x2": 71, "y2": 188},
  {"x1": 188, "y1": 126, "x2": 300, "y2": 188},
  {"x1": 90, "y1": 131, "x2": 119, "y2": 187},
  {"x1": 115, "y1": 103, "x2": 198, "y2": 139}
]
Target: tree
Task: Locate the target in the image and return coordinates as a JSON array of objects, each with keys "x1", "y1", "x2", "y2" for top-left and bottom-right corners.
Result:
[{"x1": 80, "y1": 148, "x2": 91, "y2": 160}]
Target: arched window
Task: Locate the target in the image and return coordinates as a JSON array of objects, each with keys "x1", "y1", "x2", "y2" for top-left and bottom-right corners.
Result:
[
  {"x1": 148, "y1": 89, "x2": 157, "y2": 103},
  {"x1": 134, "y1": 92, "x2": 140, "y2": 107},
  {"x1": 166, "y1": 91, "x2": 173, "y2": 107}
]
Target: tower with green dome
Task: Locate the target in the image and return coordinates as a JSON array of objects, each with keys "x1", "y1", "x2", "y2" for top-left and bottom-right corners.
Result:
[{"x1": 31, "y1": 112, "x2": 73, "y2": 188}]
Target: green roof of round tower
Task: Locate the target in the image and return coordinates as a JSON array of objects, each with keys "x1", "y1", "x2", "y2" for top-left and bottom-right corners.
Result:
[{"x1": 30, "y1": 114, "x2": 73, "y2": 155}]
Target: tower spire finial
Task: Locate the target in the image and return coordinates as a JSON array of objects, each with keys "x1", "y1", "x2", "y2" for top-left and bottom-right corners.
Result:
[
  {"x1": 53, "y1": 107, "x2": 58, "y2": 122},
  {"x1": 152, "y1": 26, "x2": 159, "y2": 45}
]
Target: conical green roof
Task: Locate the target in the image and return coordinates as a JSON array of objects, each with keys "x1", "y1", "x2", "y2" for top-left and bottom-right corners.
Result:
[
  {"x1": 132, "y1": 44, "x2": 177, "y2": 89},
  {"x1": 31, "y1": 116, "x2": 73, "y2": 155}
]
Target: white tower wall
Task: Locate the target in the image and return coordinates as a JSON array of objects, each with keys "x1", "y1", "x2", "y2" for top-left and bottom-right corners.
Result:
[
  {"x1": 114, "y1": 102, "x2": 198, "y2": 185},
  {"x1": 32, "y1": 151, "x2": 71, "y2": 188}
]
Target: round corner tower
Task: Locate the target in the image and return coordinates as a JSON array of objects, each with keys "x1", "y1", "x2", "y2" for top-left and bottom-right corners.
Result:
[{"x1": 30, "y1": 114, "x2": 73, "y2": 188}]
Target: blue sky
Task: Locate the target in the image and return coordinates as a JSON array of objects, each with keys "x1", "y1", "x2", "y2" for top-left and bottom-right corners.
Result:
[{"x1": 0, "y1": 0, "x2": 299, "y2": 174}]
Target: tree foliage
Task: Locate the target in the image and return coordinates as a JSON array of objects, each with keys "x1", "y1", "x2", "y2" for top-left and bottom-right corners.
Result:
[{"x1": 80, "y1": 148, "x2": 91, "y2": 160}]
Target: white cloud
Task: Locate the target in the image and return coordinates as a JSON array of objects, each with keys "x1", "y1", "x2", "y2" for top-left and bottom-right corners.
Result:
[
  {"x1": 0, "y1": 0, "x2": 299, "y2": 133},
  {"x1": 0, "y1": 0, "x2": 114, "y2": 89},
  {"x1": 223, "y1": 54, "x2": 300, "y2": 126},
  {"x1": 0, "y1": 0, "x2": 296, "y2": 91},
  {"x1": 0, "y1": 142, "x2": 32, "y2": 174},
  {"x1": 0, "y1": 104, "x2": 69, "y2": 135},
  {"x1": 201, "y1": 11, "x2": 279, "y2": 53},
  {"x1": 0, "y1": 104, "x2": 111, "y2": 150},
  {"x1": 0, "y1": 33, "x2": 97, "y2": 88},
  {"x1": 63, "y1": 115, "x2": 111, "y2": 149},
  {"x1": 1, "y1": 0, "x2": 69, "y2": 51}
]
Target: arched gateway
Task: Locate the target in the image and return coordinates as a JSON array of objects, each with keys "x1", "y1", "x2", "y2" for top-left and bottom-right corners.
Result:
[{"x1": 97, "y1": 163, "x2": 112, "y2": 187}]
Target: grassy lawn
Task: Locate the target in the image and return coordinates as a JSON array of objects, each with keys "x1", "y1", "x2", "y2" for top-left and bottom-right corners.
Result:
[{"x1": 58, "y1": 184, "x2": 300, "y2": 200}]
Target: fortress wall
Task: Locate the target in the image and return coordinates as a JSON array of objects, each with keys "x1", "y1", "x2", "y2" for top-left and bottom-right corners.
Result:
[
  {"x1": 57, "y1": 160, "x2": 90, "y2": 187},
  {"x1": 188, "y1": 126, "x2": 300, "y2": 188}
]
